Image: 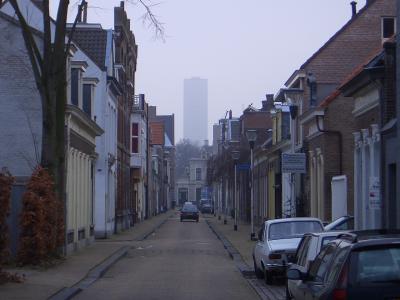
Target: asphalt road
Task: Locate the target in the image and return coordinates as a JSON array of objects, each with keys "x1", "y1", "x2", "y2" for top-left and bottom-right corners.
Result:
[{"x1": 74, "y1": 214, "x2": 260, "y2": 300}]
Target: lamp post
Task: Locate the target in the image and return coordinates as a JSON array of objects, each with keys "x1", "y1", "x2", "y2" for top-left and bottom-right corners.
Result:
[
  {"x1": 231, "y1": 150, "x2": 240, "y2": 231},
  {"x1": 246, "y1": 129, "x2": 257, "y2": 240},
  {"x1": 284, "y1": 88, "x2": 302, "y2": 218}
]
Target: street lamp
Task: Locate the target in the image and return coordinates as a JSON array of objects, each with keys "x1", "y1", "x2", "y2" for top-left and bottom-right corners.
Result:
[
  {"x1": 246, "y1": 129, "x2": 257, "y2": 240},
  {"x1": 231, "y1": 150, "x2": 240, "y2": 231}
]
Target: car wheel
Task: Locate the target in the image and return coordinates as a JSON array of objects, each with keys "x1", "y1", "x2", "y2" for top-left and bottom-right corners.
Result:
[
  {"x1": 264, "y1": 268, "x2": 273, "y2": 285},
  {"x1": 253, "y1": 258, "x2": 264, "y2": 279},
  {"x1": 196, "y1": 218, "x2": 199, "y2": 222}
]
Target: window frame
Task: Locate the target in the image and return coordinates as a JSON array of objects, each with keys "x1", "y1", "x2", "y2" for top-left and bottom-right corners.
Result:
[
  {"x1": 381, "y1": 16, "x2": 396, "y2": 39},
  {"x1": 131, "y1": 123, "x2": 139, "y2": 154}
]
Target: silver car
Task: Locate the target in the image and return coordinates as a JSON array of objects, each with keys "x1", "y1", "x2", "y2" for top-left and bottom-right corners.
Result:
[
  {"x1": 253, "y1": 218, "x2": 324, "y2": 284},
  {"x1": 287, "y1": 231, "x2": 345, "y2": 299}
]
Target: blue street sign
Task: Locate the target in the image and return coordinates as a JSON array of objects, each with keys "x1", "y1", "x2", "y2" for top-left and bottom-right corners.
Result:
[{"x1": 237, "y1": 163, "x2": 251, "y2": 170}]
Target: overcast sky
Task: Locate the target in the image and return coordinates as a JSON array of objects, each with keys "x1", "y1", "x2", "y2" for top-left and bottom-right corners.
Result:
[{"x1": 59, "y1": 0, "x2": 367, "y2": 142}]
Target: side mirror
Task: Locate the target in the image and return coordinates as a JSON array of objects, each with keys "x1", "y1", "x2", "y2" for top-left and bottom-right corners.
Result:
[{"x1": 287, "y1": 268, "x2": 305, "y2": 281}]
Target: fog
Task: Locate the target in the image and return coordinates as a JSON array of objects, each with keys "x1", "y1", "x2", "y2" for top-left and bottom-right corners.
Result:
[{"x1": 54, "y1": 0, "x2": 367, "y2": 141}]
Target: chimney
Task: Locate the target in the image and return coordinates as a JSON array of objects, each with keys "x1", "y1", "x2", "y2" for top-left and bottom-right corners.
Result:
[
  {"x1": 350, "y1": 1, "x2": 357, "y2": 18},
  {"x1": 77, "y1": 2, "x2": 88, "y2": 23},
  {"x1": 120, "y1": 1, "x2": 124, "y2": 8},
  {"x1": 261, "y1": 94, "x2": 274, "y2": 111},
  {"x1": 229, "y1": 110, "x2": 232, "y2": 119}
]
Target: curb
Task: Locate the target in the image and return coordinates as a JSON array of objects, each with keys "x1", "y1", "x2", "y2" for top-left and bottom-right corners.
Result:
[
  {"x1": 135, "y1": 213, "x2": 173, "y2": 241},
  {"x1": 49, "y1": 213, "x2": 173, "y2": 300},
  {"x1": 48, "y1": 246, "x2": 130, "y2": 300},
  {"x1": 206, "y1": 220, "x2": 272, "y2": 300},
  {"x1": 205, "y1": 220, "x2": 254, "y2": 278}
]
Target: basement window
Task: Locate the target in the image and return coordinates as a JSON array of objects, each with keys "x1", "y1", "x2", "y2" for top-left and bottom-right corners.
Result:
[{"x1": 382, "y1": 17, "x2": 396, "y2": 39}]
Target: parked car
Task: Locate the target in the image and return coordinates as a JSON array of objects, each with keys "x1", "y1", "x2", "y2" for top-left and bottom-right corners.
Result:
[
  {"x1": 180, "y1": 203, "x2": 199, "y2": 222},
  {"x1": 201, "y1": 203, "x2": 213, "y2": 214},
  {"x1": 286, "y1": 229, "x2": 400, "y2": 300},
  {"x1": 253, "y1": 218, "x2": 324, "y2": 284},
  {"x1": 287, "y1": 231, "x2": 346, "y2": 299},
  {"x1": 324, "y1": 215, "x2": 354, "y2": 231},
  {"x1": 199, "y1": 198, "x2": 211, "y2": 209}
]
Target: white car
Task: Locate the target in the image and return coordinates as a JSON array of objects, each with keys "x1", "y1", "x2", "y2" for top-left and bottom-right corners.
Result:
[{"x1": 253, "y1": 218, "x2": 324, "y2": 284}]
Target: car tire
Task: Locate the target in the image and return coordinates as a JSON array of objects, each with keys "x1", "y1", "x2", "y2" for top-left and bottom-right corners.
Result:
[
  {"x1": 285, "y1": 285, "x2": 291, "y2": 300},
  {"x1": 253, "y1": 258, "x2": 264, "y2": 279},
  {"x1": 264, "y1": 268, "x2": 273, "y2": 285},
  {"x1": 196, "y1": 218, "x2": 199, "y2": 222}
]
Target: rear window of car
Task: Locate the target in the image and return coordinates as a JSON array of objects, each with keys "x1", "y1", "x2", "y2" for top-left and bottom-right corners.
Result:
[
  {"x1": 182, "y1": 205, "x2": 198, "y2": 212},
  {"x1": 269, "y1": 221, "x2": 323, "y2": 240},
  {"x1": 353, "y1": 247, "x2": 400, "y2": 284}
]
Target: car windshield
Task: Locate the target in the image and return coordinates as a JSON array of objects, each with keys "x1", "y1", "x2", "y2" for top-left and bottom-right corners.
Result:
[
  {"x1": 182, "y1": 205, "x2": 198, "y2": 212},
  {"x1": 354, "y1": 247, "x2": 400, "y2": 284},
  {"x1": 268, "y1": 221, "x2": 323, "y2": 240}
]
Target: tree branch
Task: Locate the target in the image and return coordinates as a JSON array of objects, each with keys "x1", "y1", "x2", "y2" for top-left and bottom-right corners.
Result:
[
  {"x1": 65, "y1": 0, "x2": 87, "y2": 57},
  {"x1": 128, "y1": 0, "x2": 165, "y2": 41},
  {"x1": 9, "y1": 0, "x2": 43, "y2": 85},
  {"x1": 42, "y1": 0, "x2": 52, "y2": 74}
]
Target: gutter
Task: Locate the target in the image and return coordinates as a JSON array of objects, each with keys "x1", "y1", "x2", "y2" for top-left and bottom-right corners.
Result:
[{"x1": 315, "y1": 115, "x2": 343, "y2": 175}]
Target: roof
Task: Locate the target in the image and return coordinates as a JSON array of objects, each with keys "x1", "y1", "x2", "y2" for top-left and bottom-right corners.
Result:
[
  {"x1": 318, "y1": 43, "x2": 388, "y2": 108},
  {"x1": 68, "y1": 27, "x2": 108, "y2": 71},
  {"x1": 265, "y1": 217, "x2": 323, "y2": 225},
  {"x1": 304, "y1": 231, "x2": 348, "y2": 238},
  {"x1": 300, "y1": 0, "x2": 377, "y2": 70}
]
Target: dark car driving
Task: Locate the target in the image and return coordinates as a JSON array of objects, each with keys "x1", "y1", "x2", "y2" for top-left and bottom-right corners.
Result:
[
  {"x1": 286, "y1": 229, "x2": 400, "y2": 300},
  {"x1": 180, "y1": 204, "x2": 199, "y2": 222}
]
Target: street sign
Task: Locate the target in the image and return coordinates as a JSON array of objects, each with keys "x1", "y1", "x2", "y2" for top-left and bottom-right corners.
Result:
[
  {"x1": 281, "y1": 153, "x2": 306, "y2": 173},
  {"x1": 237, "y1": 163, "x2": 251, "y2": 171}
]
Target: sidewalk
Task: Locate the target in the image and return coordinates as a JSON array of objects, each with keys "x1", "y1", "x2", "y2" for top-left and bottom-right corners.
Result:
[
  {"x1": 206, "y1": 215, "x2": 285, "y2": 300},
  {"x1": 0, "y1": 210, "x2": 175, "y2": 300}
]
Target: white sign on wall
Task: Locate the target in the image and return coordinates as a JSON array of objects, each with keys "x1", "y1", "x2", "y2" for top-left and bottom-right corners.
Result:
[
  {"x1": 281, "y1": 153, "x2": 306, "y2": 173},
  {"x1": 368, "y1": 177, "x2": 381, "y2": 209}
]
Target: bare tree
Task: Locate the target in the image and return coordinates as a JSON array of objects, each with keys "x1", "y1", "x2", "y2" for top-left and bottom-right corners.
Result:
[{"x1": 8, "y1": 0, "x2": 164, "y2": 202}]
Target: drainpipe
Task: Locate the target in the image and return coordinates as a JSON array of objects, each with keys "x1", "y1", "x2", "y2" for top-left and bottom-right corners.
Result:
[{"x1": 315, "y1": 115, "x2": 343, "y2": 174}]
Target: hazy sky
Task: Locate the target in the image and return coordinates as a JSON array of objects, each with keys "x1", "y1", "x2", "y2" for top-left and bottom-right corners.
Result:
[{"x1": 60, "y1": 0, "x2": 367, "y2": 141}]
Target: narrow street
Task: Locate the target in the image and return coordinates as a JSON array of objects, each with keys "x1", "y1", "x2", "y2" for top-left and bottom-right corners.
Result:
[{"x1": 75, "y1": 213, "x2": 260, "y2": 300}]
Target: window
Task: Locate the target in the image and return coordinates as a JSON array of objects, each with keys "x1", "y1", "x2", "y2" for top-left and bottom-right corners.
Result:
[
  {"x1": 268, "y1": 221, "x2": 323, "y2": 240},
  {"x1": 131, "y1": 123, "x2": 139, "y2": 153},
  {"x1": 326, "y1": 246, "x2": 349, "y2": 284},
  {"x1": 196, "y1": 188, "x2": 201, "y2": 202},
  {"x1": 309, "y1": 245, "x2": 336, "y2": 283},
  {"x1": 71, "y1": 68, "x2": 79, "y2": 106},
  {"x1": 196, "y1": 168, "x2": 202, "y2": 181},
  {"x1": 83, "y1": 84, "x2": 92, "y2": 117},
  {"x1": 354, "y1": 247, "x2": 400, "y2": 284},
  {"x1": 296, "y1": 236, "x2": 312, "y2": 267},
  {"x1": 382, "y1": 17, "x2": 396, "y2": 39}
]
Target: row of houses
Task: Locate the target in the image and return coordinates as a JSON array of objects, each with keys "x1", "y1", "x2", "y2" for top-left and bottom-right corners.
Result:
[
  {"x1": 0, "y1": 0, "x2": 175, "y2": 255},
  {"x1": 210, "y1": 0, "x2": 400, "y2": 231}
]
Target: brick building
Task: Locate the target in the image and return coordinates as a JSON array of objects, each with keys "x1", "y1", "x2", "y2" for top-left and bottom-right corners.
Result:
[
  {"x1": 284, "y1": 0, "x2": 396, "y2": 221},
  {"x1": 114, "y1": 2, "x2": 138, "y2": 230}
]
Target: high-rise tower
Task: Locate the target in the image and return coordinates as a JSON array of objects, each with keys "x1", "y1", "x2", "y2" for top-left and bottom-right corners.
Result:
[{"x1": 183, "y1": 77, "x2": 208, "y2": 143}]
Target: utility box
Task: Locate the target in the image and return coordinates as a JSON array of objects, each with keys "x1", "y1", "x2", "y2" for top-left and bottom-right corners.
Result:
[{"x1": 331, "y1": 175, "x2": 348, "y2": 221}]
